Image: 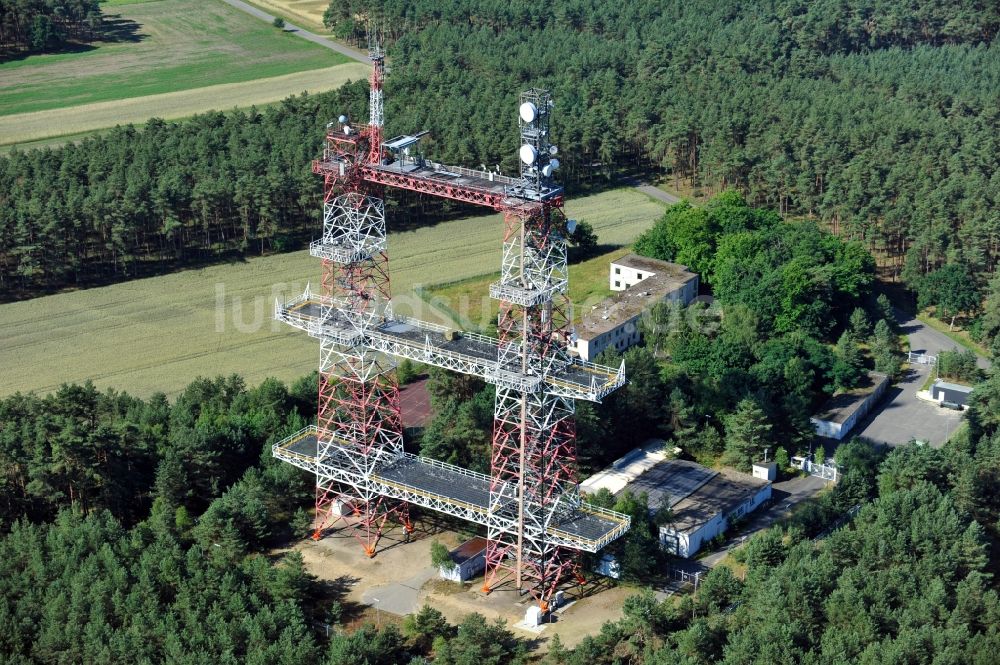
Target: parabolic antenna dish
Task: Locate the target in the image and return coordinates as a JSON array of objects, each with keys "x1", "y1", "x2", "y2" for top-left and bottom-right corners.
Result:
[
  {"x1": 519, "y1": 102, "x2": 538, "y2": 123},
  {"x1": 519, "y1": 144, "x2": 538, "y2": 165},
  {"x1": 567, "y1": 219, "x2": 578, "y2": 234}
]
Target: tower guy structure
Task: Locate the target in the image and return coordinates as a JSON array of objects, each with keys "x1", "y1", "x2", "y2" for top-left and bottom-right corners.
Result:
[{"x1": 272, "y1": 39, "x2": 630, "y2": 610}]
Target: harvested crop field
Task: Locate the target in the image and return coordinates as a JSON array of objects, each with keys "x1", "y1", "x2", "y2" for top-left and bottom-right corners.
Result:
[
  {"x1": 0, "y1": 188, "x2": 664, "y2": 398},
  {"x1": 244, "y1": 0, "x2": 331, "y2": 32},
  {"x1": 0, "y1": 0, "x2": 346, "y2": 117}
]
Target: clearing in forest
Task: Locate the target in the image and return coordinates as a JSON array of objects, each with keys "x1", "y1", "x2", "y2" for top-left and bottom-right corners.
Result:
[
  {"x1": 0, "y1": 188, "x2": 666, "y2": 398},
  {"x1": 0, "y1": 0, "x2": 346, "y2": 117}
]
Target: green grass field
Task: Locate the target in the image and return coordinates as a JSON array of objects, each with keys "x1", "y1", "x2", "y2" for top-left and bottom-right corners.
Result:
[
  {"x1": 0, "y1": 188, "x2": 665, "y2": 398},
  {"x1": 0, "y1": 0, "x2": 346, "y2": 117},
  {"x1": 0, "y1": 62, "x2": 369, "y2": 146},
  {"x1": 423, "y1": 247, "x2": 632, "y2": 332}
]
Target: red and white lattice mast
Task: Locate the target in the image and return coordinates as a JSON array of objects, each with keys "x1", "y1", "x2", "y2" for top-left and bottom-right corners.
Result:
[
  {"x1": 309, "y1": 35, "x2": 409, "y2": 556},
  {"x1": 483, "y1": 91, "x2": 582, "y2": 606}
]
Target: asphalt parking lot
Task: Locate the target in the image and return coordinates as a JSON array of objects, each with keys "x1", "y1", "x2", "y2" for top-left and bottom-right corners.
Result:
[{"x1": 855, "y1": 365, "x2": 964, "y2": 448}]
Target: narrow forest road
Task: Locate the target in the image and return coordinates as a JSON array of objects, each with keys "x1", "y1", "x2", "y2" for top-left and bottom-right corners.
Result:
[
  {"x1": 219, "y1": 0, "x2": 370, "y2": 63},
  {"x1": 897, "y1": 308, "x2": 991, "y2": 369}
]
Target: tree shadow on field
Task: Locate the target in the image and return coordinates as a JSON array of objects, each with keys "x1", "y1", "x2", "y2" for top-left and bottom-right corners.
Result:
[
  {"x1": 0, "y1": 13, "x2": 146, "y2": 64},
  {"x1": 0, "y1": 41, "x2": 98, "y2": 63},
  {"x1": 99, "y1": 14, "x2": 148, "y2": 44}
]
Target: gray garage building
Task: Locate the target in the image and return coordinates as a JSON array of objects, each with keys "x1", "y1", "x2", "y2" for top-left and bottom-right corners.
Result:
[{"x1": 930, "y1": 379, "x2": 974, "y2": 407}]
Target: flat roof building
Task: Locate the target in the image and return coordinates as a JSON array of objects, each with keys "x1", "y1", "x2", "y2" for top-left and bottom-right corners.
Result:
[
  {"x1": 930, "y1": 379, "x2": 973, "y2": 408},
  {"x1": 573, "y1": 255, "x2": 698, "y2": 361},
  {"x1": 582, "y1": 443, "x2": 772, "y2": 558},
  {"x1": 811, "y1": 372, "x2": 890, "y2": 440}
]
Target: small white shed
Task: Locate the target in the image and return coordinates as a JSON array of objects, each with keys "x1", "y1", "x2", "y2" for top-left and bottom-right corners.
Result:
[{"x1": 439, "y1": 537, "x2": 487, "y2": 582}]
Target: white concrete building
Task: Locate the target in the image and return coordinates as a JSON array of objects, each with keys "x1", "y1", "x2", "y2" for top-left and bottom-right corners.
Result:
[
  {"x1": 656, "y1": 465, "x2": 771, "y2": 558},
  {"x1": 582, "y1": 445, "x2": 772, "y2": 559},
  {"x1": 573, "y1": 254, "x2": 698, "y2": 361},
  {"x1": 752, "y1": 462, "x2": 777, "y2": 481},
  {"x1": 811, "y1": 372, "x2": 890, "y2": 440}
]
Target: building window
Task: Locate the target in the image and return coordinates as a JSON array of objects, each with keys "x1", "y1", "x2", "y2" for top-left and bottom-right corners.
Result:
[
  {"x1": 614, "y1": 280, "x2": 620, "y2": 288},
  {"x1": 636, "y1": 272, "x2": 643, "y2": 280},
  {"x1": 614, "y1": 267, "x2": 621, "y2": 274}
]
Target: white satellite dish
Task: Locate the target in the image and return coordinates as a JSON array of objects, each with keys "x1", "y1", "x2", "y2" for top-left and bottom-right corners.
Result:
[
  {"x1": 338, "y1": 114, "x2": 348, "y2": 124},
  {"x1": 549, "y1": 158, "x2": 560, "y2": 170},
  {"x1": 549, "y1": 145, "x2": 558, "y2": 156},
  {"x1": 519, "y1": 102, "x2": 538, "y2": 123},
  {"x1": 567, "y1": 219, "x2": 578, "y2": 234},
  {"x1": 542, "y1": 163, "x2": 554, "y2": 177},
  {"x1": 519, "y1": 144, "x2": 538, "y2": 165},
  {"x1": 343, "y1": 126, "x2": 352, "y2": 135}
]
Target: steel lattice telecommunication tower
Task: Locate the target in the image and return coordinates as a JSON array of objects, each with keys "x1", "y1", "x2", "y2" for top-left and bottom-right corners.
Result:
[{"x1": 272, "y1": 38, "x2": 630, "y2": 609}]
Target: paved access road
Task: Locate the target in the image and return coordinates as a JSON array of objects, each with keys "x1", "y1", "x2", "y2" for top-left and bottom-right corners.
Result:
[
  {"x1": 219, "y1": 0, "x2": 370, "y2": 63},
  {"x1": 898, "y1": 309, "x2": 991, "y2": 369},
  {"x1": 618, "y1": 176, "x2": 681, "y2": 205}
]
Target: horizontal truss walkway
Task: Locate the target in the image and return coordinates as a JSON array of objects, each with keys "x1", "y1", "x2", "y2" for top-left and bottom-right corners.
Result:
[
  {"x1": 315, "y1": 148, "x2": 564, "y2": 210},
  {"x1": 274, "y1": 426, "x2": 630, "y2": 553},
  {"x1": 275, "y1": 293, "x2": 624, "y2": 403}
]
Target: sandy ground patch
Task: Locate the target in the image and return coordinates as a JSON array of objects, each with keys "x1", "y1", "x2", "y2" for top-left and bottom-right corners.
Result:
[{"x1": 290, "y1": 519, "x2": 633, "y2": 651}]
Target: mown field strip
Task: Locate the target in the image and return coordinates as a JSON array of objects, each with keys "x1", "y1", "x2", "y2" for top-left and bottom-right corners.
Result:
[
  {"x1": 0, "y1": 189, "x2": 665, "y2": 398},
  {"x1": 0, "y1": 62, "x2": 369, "y2": 145}
]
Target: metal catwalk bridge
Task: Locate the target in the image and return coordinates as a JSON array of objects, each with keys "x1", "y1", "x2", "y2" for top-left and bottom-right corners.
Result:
[
  {"x1": 274, "y1": 426, "x2": 630, "y2": 552},
  {"x1": 275, "y1": 292, "x2": 625, "y2": 403},
  {"x1": 315, "y1": 151, "x2": 564, "y2": 211}
]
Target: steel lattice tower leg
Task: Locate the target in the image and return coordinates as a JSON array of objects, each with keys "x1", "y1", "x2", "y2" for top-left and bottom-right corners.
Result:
[
  {"x1": 312, "y1": 193, "x2": 410, "y2": 556},
  {"x1": 483, "y1": 201, "x2": 583, "y2": 608}
]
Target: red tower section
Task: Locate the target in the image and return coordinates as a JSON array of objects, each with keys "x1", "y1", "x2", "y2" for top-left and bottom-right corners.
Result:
[{"x1": 309, "y1": 44, "x2": 409, "y2": 556}]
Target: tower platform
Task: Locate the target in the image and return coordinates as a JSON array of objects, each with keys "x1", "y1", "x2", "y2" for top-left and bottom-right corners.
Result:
[
  {"x1": 314, "y1": 140, "x2": 563, "y2": 209},
  {"x1": 274, "y1": 426, "x2": 630, "y2": 553},
  {"x1": 276, "y1": 293, "x2": 624, "y2": 402}
]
